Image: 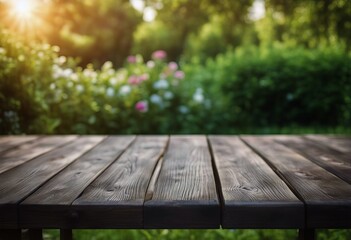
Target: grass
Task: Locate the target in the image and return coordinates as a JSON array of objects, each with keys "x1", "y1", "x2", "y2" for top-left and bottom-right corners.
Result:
[{"x1": 42, "y1": 229, "x2": 351, "y2": 240}]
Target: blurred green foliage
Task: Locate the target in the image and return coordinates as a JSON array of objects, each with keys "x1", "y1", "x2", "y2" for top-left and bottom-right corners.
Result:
[
  {"x1": 43, "y1": 229, "x2": 351, "y2": 240},
  {"x1": 0, "y1": 30, "x2": 209, "y2": 134},
  {"x1": 0, "y1": 30, "x2": 60, "y2": 134},
  {"x1": 0, "y1": 0, "x2": 350, "y2": 134},
  {"x1": 184, "y1": 45, "x2": 351, "y2": 133}
]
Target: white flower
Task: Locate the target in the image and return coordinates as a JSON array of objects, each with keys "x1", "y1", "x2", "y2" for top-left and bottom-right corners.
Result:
[
  {"x1": 76, "y1": 85, "x2": 84, "y2": 92},
  {"x1": 83, "y1": 69, "x2": 97, "y2": 79},
  {"x1": 150, "y1": 94, "x2": 163, "y2": 105},
  {"x1": 119, "y1": 85, "x2": 131, "y2": 95},
  {"x1": 62, "y1": 68, "x2": 73, "y2": 78},
  {"x1": 164, "y1": 91, "x2": 174, "y2": 99},
  {"x1": 102, "y1": 61, "x2": 113, "y2": 70},
  {"x1": 179, "y1": 105, "x2": 189, "y2": 114},
  {"x1": 56, "y1": 56, "x2": 66, "y2": 65},
  {"x1": 147, "y1": 60, "x2": 155, "y2": 68},
  {"x1": 70, "y1": 73, "x2": 78, "y2": 81},
  {"x1": 116, "y1": 70, "x2": 127, "y2": 82},
  {"x1": 193, "y1": 88, "x2": 204, "y2": 103},
  {"x1": 0, "y1": 47, "x2": 6, "y2": 54},
  {"x1": 153, "y1": 79, "x2": 169, "y2": 89},
  {"x1": 109, "y1": 77, "x2": 118, "y2": 85},
  {"x1": 106, "y1": 87, "x2": 115, "y2": 97},
  {"x1": 52, "y1": 65, "x2": 62, "y2": 79},
  {"x1": 37, "y1": 52, "x2": 44, "y2": 58}
]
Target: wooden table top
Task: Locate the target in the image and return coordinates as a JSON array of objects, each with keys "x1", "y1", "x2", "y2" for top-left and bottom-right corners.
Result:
[{"x1": 0, "y1": 135, "x2": 350, "y2": 230}]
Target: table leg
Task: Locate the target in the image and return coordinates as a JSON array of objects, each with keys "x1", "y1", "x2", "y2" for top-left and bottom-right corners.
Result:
[
  {"x1": 298, "y1": 228, "x2": 315, "y2": 240},
  {"x1": 60, "y1": 229, "x2": 73, "y2": 240},
  {"x1": 28, "y1": 229, "x2": 43, "y2": 240},
  {"x1": 0, "y1": 229, "x2": 21, "y2": 240}
]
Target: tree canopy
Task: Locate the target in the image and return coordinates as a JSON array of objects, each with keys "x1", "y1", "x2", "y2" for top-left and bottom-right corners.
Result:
[{"x1": 1, "y1": 0, "x2": 349, "y2": 66}]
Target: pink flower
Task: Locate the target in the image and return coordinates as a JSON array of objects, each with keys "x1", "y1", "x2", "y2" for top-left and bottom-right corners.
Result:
[
  {"x1": 168, "y1": 62, "x2": 178, "y2": 71},
  {"x1": 128, "y1": 75, "x2": 140, "y2": 85},
  {"x1": 135, "y1": 101, "x2": 148, "y2": 112},
  {"x1": 152, "y1": 50, "x2": 167, "y2": 60},
  {"x1": 139, "y1": 73, "x2": 149, "y2": 81},
  {"x1": 174, "y1": 70, "x2": 185, "y2": 79},
  {"x1": 127, "y1": 55, "x2": 137, "y2": 63}
]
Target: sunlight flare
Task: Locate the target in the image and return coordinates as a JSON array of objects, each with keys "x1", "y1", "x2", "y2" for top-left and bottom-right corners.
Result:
[{"x1": 10, "y1": 0, "x2": 37, "y2": 20}]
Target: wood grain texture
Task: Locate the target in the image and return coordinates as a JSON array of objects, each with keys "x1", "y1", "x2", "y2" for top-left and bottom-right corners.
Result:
[
  {"x1": 72, "y1": 136, "x2": 168, "y2": 228},
  {"x1": 0, "y1": 136, "x2": 77, "y2": 174},
  {"x1": 144, "y1": 136, "x2": 219, "y2": 228},
  {"x1": 0, "y1": 136, "x2": 104, "y2": 228},
  {"x1": 209, "y1": 136, "x2": 304, "y2": 229},
  {"x1": 20, "y1": 136, "x2": 135, "y2": 229},
  {"x1": 242, "y1": 136, "x2": 351, "y2": 228},
  {"x1": 304, "y1": 135, "x2": 351, "y2": 154},
  {"x1": 0, "y1": 136, "x2": 38, "y2": 153},
  {"x1": 274, "y1": 135, "x2": 351, "y2": 184}
]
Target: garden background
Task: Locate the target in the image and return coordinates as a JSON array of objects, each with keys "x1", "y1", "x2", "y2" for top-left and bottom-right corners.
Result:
[{"x1": 0, "y1": 0, "x2": 351, "y2": 239}]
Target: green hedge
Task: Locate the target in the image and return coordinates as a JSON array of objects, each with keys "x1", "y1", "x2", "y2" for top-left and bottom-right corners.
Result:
[{"x1": 184, "y1": 45, "x2": 351, "y2": 132}]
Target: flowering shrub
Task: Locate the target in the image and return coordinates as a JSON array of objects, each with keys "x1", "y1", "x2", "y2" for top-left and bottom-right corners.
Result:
[
  {"x1": 0, "y1": 30, "x2": 61, "y2": 134},
  {"x1": 0, "y1": 29, "x2": 211, "y2": 134}
]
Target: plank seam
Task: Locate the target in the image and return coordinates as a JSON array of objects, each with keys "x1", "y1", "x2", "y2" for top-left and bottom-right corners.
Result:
[
  {"x1": 240, "y1": 137, "x2": 305, "y2": 201},
  {"x1": 239, "y1": 136, "x2": 308, "y2": 229},
  {"x1": 143, "y1": 135, "x2": 171, "y2": 202},
  {"x1": 277, "y1": 138, "x2": 351, "y2": 185},
  {"x1": 206, "y1": 135, "x2": 224, "y2": 229},
  {"x1": 17, "y1": 136, "x2": 109, "y2": 207}
]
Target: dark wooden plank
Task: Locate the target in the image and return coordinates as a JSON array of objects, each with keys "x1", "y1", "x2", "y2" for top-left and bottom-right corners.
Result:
[
  {"x1": 298, "y1": 229, "x2": 315, "y2": 240},
  {"x1": 274, "y1": 135, "x2": 351, "y2": 184},
  {"x1": 72, "y1": 136, "x2": 168, "y2": 228},
  {"x1": 0, "y1": 136, "x2": 38, "y2": 153},
  {"x1": 144, "y1": 135, "x2": 219, "y2": 228},
  {"x1": 20, "y1": 136, "x2": 135, "y2": 229},
  {"x1": 0, "y1": 135, "x2": 77, "y2": 174},
  {"x1": 28, "y1": 229, "x2": 43, "y2": 240},
  {"x1": 304, "y1": 135, "x2": 351, "y2": 154},
  {"x1": 0, "y1": 229, "x2": 21, "y2": 240},
  {"x1": 242, "y1": 136, "x2": 351, "y2": 228},
  {"x1": 209, "y1": 136, "x2": 304, "y2": 229},
  {"x1": 60, "y1": 229, "x2": 72, "y2": 240},
  {"x1": 0, "y1": 136, "x2": 104, "y2": 228}
]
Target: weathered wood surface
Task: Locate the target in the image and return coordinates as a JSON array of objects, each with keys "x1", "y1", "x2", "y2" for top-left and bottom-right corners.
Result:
[
  {"x1": 0, "y1": 135, "x2": 350, "y2": 231},
  {"x1": 20, "y1": 136, "x2": 134, "y2": 229},
  {"x1": 0, "y1": 136, "x2": 104, "y2": 228},
  {"x1": 0, "y1": 136, "x2": 38, "y2": 153},
  {"x1": 144, "y1": 136, "x2": 219, "y2": 228},
  {"x1": 72, "y1": 136, "x2": 168, "y2": 228},
  {"x1": 274, "y1": 135, "x2": 351, "y2": 184},
  {"x1": 304, "y1": 135, "x2": 351, "y2": 154},
  {"x1": 209, "y1": 136, "x2": 304, "y2": 228},
  {"x1": 243, "y1": 136, "x2": 351, "y2": 228},
  {"x1": 0, "y1": 136, "x2": 76, "y2": 174}
]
